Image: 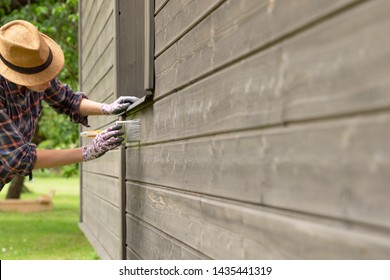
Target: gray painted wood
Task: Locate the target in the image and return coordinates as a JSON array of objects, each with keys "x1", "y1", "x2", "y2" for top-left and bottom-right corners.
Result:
[
  {"x1": 82, "y1": 206, "x2": 121, "y2": 259},
  {"x1": 78, "y1": 0, "x2": 390, "y2": 260},
  {"x1": 83, "y1": 189, "x2": 121, "y2": 235},
  {"x1": 82, "y1": 14, "x2": 114, "y2": 83},
  {"x1": 126, "y1": 214, "x2": 211, "y2": 259},
  {"x1": 82, "y1": 67, "x2": 115, "y2": 102},
  {"x1": 82, "y1": 0, "x2": 114, "y2": 66},
  {"x1": 126, "y1": 247, "x2": 142, "y2": 260},
  {"x1": 155, "y1": 0, "x2": 169, "y2": 14},
  {"x1": 79, "y1": 0, "x2": 122, "y2": 261},
  {"x1": 117, "y1": 0, "x2": 146, "y2": 98},
  {"x1": 82, "y1": 40, "x2": 115, "y2": 92},
  {"x1": 127, "y1": 113, "x2": 390, "y2": 229},
  {"x1": 154, "y1": 0, "x2": 358, "y2": 98},
  {"x1": 81, "y1": 114, "x2": 117, "y2": 131},
  {"x1": 82, "y1": 172, "x2": 121, "y2": 207},
  {"x1": 82, "y1": 149, "x2": 121, "y2": 177},
  {"x1": 126, "y1": 182, "x2": 390, "y2": 259},
  {"x1": 131, "y1": 0, "x2": 390, "y2": 144},
  {"x1": 79, "y1": 223, "x2": 111, "y2": 260},
  {"x1": 155, "y1": 0, "x2": 224, "y2": 56}
]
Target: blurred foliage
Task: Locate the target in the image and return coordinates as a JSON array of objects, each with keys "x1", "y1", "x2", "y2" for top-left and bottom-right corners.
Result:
[{"x1": 0, "y1": 0, "x2": 79, "y2": 177}]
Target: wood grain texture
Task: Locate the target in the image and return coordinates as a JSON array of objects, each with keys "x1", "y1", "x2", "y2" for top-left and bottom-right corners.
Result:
[
  {"x1": 126, "y1": 214, "x2": 210, "y2": 259},
  {"x1": 155, "y1": 0, "x2": 224, "y2": 55},
  {"x1": 126, "y1": 247, "x2": 142, "y2": 260},
  {"x1": 82, "y1": 67, "x2": 115, "y2": 102},
  {"x1": 126, "y1": 113, "x2": 390, "y2": 229},
  {"x1": 80, "y1": 0, "x2": 102, "y2": 42},
  {"x1": 126, "y1": 182, "x2": 390, "y2": 259},
  {"x1": 82, "y1": 172, "x2": 121, "y2": 207},
  {"x1": 80, "y1": 114, "x2": 117, "y2": 133},
  {"x1": 117, "y1": 0, "x2": 146, "y2": 98},
  {"x1": 82, "y1": 149, "x2": 121, "y2": 177},
  {"x1": 82, "y1": 13, "x2": 114, "y2": 82},
  {"x1": 154, "y1": 0, "x2": 358, "y2": 98},
  {"x1": 132, "y1": 0, "x2": 390, "y2": 144},
  {"x1": 82, "y1": 40, "x2": 115, "y2": 93},
  {"x1": 83, "y1": 188, "x2": 121, "y2": 235},
  {"x1": 81, "y1": 0, "x2": 114, "y2": 66},
  {"x1": 82, "y1": 206, "x2": 121, "y2": 259},
  {"x1": 155, "y1": 0, "x2": 169, "y2": 14}
]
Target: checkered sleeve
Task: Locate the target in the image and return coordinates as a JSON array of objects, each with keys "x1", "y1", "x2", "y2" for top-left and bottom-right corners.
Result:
[
  {"x1": 43, "y1": 78, "x2": 89, "y2": 127},
  {"x1": 0, "y1": 101, "x2": 37, "y2": 191}
]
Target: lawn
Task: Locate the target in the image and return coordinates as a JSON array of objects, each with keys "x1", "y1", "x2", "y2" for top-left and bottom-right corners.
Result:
[{"x1": 0, "y1": 176, "x2": 99, "y2": 260}]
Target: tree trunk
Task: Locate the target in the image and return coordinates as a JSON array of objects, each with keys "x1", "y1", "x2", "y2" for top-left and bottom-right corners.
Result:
[{"x1": 6, "y1": 175, "x2": 26, "y2": 199}]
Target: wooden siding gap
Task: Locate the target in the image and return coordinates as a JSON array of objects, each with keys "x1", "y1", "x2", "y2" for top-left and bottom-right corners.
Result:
[
  {"x1": 155, "y1": 0, "x2": 170, "y2": 15},
  {"x1": 81, "y1": 207, "x2": 121, "y2": 259},
  {"x1": 126, "y1": 213, "x2": 212, "y2": 259},
  {"x1": 82, "y1": 13, "x2": 114, "y2": 75},
  {"x1": 81, "y1": 0, "x2": 112, "y2": 64},
  {"x1": 155, "y1": 0, "x2": 227, "y2": 58},
  {"x1": 133, "y1": 107, "x2": 390, "y2": 148},
  {"x1": 123, "y1": 174, "x2": 390, "y2": 236},
  {"x1": 126, "y1": 247, "x2": 143, "y2": 260},
  {"x1": 125, "y1": 113, "x2": 390, "y2": 229},
  {"x1": 79, "y1": 223, "x2": 112, "y2": 259},
  {"x1": 82, "y1": 39, "x2": 115, "y2": 89},
  {"x1": 83, "y1": 67, "x2": 114, "y2": 100},
  {"x1": 126, "y1": 182, "x2": 390, "y2": 259}
]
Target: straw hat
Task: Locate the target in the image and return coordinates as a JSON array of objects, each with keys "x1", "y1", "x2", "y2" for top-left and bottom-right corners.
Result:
[{"x1": 0, "y1": 20, "x2": 64, "y2": 86}]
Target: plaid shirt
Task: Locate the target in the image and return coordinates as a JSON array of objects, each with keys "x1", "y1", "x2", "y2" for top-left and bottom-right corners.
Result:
[{"x1": 0, "y1": 75, "x2": 88, "y2": 190}]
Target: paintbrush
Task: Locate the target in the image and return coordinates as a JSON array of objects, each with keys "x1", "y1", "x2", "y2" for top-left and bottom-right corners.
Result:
[
  {"x1": 80, "y1": 120, "x2": 141, "y2": 144},
  {"x1": 115, "y1": 120, "x2": 141, "y2": 143}
]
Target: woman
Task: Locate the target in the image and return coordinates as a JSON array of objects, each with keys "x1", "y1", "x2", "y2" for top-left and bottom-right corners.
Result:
[{"x1": 0, "y1": 20, "x2": 138, "y2": 190}]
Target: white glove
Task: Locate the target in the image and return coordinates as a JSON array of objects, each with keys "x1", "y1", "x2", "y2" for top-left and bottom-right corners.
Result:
[
  {"x1": 101, "y1": 96, "x2": 139, "y2": 115},
  {"x1": 82, "y1": 124, "x2": 124, "y2": 161}
]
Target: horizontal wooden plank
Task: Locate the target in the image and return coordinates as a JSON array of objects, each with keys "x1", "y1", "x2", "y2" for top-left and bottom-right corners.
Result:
[
  {"x1": 82, "y1": 172, "x2": 121, "y2": 207},
  {"x1": 82, "y1": 13, "x2": 115, "y2": 79},
  {"x1": 82, "y1": 39, "x2": 115, "y2": 89},
  {"x1": 126, "y1": 182, "x2": 390, "y2": 259},
  {"x1": 82, "y1": 67, "x2": 115, "y2": 102},
  {"x1": 82, "y1": 206, "x2": 121, "y2": 259},
  {"x1": 80, "y1": 112, "x2": 117, "y2": 133},
  {"x1": 82, "y1": 0, "x2": 114, "y2": 66},
  {"x1": 82, "y1": 149, "x2": 121, "y2": 177},
  {"x1": 79, "y1": 222, "x2": 111, "y2": 260},
  {"x1": 83, "y1": 189, "x2": 121, "y2": 235},
  {"x1": 154, "y1": 0, "x2": 358, "y2": 98},
  {"x1": 155, "y1": 0, "x2": 169, "y2": 14},
  {"x1": 81, "y1": 0, "x2": 98, "y2": 36},
  {"x1": 155, "y1": 0, "x2": 224, "y2": 55},
  {"x1": 127, "y1": 113, "x2": 390, "y2": 229},
  {"x1": 126, "y1": 247, "x2": 142, "y2": 260},
  {"x1": 126, "y1": 214, "x2": 210, "y2": 259}
]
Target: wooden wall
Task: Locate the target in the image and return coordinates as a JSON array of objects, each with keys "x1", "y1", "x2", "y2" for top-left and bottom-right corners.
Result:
[
  {"x1": 79, "y1": 0, "x2": 122, "y2": 260},
  {"x1": 79, "y1": 0, "x2": 390, "y2": 259},
  {"x1": 123, "y1": 0, "x2": 390, "y2": 259}
]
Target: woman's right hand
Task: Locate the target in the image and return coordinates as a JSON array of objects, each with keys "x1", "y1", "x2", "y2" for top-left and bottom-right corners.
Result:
[{"x1": 81, "y1": 124, "x2": 124, "y2": 162}]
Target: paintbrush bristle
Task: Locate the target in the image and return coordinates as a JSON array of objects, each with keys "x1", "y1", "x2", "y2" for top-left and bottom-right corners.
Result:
[{"x1": 116, "y1": 120, "x2": 141, "y2": 143}]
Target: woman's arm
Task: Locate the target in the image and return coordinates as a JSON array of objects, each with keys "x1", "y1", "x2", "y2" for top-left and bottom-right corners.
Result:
[
  {"x1": 79, "y1": 96, "x2": 139, "y2": 116},
  {"x1": 33, "y1": 124, "x2": 124, "y2": 169},
  {"x1": 34, "y1": 148, "x2": 83, "y2": 169},
  {"x1": 79, "y1": 98, "x2": 104, "y2": 116}
]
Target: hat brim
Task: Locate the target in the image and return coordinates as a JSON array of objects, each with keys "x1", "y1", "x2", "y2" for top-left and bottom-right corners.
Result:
[{"x1": 0, "y1": 33, "x2": 64, "y2": 87}]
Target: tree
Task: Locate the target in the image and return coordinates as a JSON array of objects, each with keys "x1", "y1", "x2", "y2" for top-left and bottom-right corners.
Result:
[{"x1": 1, "y1": 0, "x2": 79, "y2": 198}]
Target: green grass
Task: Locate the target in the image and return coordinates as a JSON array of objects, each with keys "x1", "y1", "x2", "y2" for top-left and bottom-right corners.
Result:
[{"x1": 0, "y1": 176, "x2": 99, "y2": 260}]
